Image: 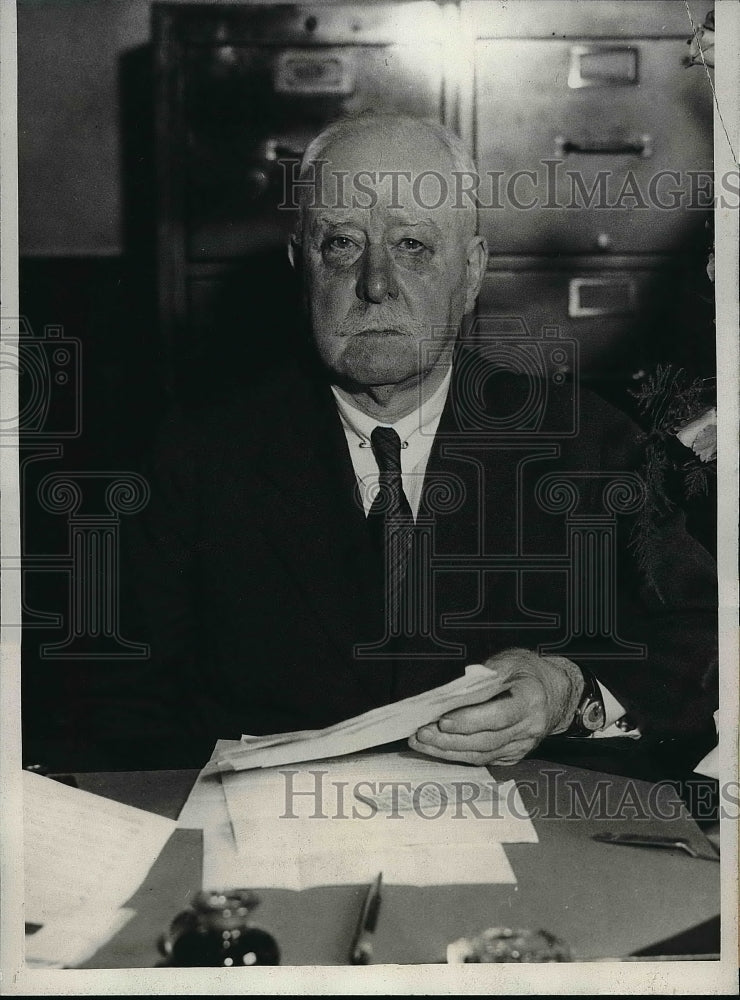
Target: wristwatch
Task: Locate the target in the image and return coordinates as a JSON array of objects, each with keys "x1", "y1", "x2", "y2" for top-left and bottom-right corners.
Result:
[{"x1": 563, "y1": 668, "x2": 606, "y2": 737}]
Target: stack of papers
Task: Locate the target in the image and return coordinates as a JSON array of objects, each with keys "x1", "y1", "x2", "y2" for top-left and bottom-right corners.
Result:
[
  {"x1": 207, "y1": 663, "x2": 507, "y2": 774},
  {"x1": 178, "y1": 667, "x2": 539, "y2": 891},
  {"x1": 178, "y1": 738, "x2": 246, "y2": 889},
  {"x1": 217, "y1": 750, "x2": 537, "y2": 889},
  {"x1": 23, "y1": 770, "x2": 176, "y2": 967}
]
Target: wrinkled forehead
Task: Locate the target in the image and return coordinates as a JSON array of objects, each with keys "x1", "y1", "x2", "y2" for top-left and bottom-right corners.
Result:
[
  {"x1": 303, "y1": 125, "x2": 474, "y2": 236},
  {"x1": 320, "y1": 124, "x2": 458, "y2": 180}
]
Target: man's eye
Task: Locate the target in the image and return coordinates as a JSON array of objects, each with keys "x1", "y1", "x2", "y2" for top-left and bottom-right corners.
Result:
[
  {"x1": 397, "y1": 238, "x2": 426, "y2": 253},
  {"x1": 326, "y1": 236, "x2": 357, "y2": 251}
]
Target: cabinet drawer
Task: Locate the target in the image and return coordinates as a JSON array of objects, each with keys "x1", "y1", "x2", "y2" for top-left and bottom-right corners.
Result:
[
  {"x1": 462, "y1": 0, "x2": 714, "y2": 39},
  {"x1": 474, "y1": 39, "x2": 712, "y2": 254},
  {"x1": 184, "y1": 41, "x2": 444, "y2": 260},
  {"x1": 475, "y1": 267, "x2": 659, "y2": 378}
]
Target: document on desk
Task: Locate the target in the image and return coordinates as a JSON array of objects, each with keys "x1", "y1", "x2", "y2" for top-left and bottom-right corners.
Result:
[
  {"x1": 23, "y1": 769, "x2": 176, "y2": 926},
  {"x1": 213, "y1": 750, "x2": 535, "y2": 890},
  {"x1": 207, "y1": 663, "x2": 506, "y2": 775},
  {"x1": 25, "y1": 906, "x2": 136, "y2": 969}
]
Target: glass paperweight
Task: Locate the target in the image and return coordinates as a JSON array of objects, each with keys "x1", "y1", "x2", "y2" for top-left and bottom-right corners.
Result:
[{"x1": 447, "y1": 926, "x2": 571, "y2": 963}]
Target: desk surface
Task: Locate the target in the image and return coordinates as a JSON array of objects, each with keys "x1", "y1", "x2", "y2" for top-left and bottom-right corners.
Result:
[{"x1": 75, "y1": 756, "x2": 720, "y2": 968}]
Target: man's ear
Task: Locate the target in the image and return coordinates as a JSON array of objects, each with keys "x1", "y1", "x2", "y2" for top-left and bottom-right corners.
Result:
[
  {"x1": 288, "y1": 233, "x2": 302, "y2": 272},
  {"x1": 463, "y1": 235, "x2": 488, "y2": 314}
]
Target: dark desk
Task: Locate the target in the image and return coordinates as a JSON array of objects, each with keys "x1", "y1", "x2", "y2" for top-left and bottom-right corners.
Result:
[{"x1": 72, "y1": 753, "x2": 721, "y2": 968}]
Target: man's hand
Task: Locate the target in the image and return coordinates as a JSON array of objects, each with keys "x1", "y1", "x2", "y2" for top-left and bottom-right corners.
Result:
[{"x1": 408, "y1": 649, "x2": 585, "y2": 766}]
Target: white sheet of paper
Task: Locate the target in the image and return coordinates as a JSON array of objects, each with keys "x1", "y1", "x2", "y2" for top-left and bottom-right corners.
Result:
[
  {"x1": 297, "y1": 843, "x2": 516, "y2": 886},
  {"x1": 694, "y1": 742, "x2": 720, "y2": 779},
  {"x1": 178, "y1": 746, "x2": 532, "y2": 890},
  {"x1": 23, "y1": 770, "x2": 176, "y2": 926},
  {"x1": 25, "y1": 906, "x2": 135, "y2": 969},
  {"x1": 208, "y1": 664, "x2": 506, "y2": 774},
  {"x1": 178, "y1": 740, "x2": 255, "y2": 890},
  {"x1": 202, "y1": 842, "x2": 515, "y2": 891},
  {"x1": 178, "y1": 739, "x2": 243, "y2": 829},
  {"x1": 224, "y1": 752, "x2": 537, "y2": 848},
  {"x1": 216, "y1": 751, "x2": 535, "y2": 889}
]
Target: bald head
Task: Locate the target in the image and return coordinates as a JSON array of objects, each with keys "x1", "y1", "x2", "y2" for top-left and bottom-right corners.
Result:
[{"x1": 294, "y1": 114, "x2": 480, "y2": 245}]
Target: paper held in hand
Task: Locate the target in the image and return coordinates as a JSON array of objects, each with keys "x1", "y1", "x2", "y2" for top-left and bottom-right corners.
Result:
[{"x1": 208, "y1": 663, "x2": 506, "y2": 774}]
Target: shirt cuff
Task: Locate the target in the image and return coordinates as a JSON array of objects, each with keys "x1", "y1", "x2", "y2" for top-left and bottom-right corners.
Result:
[
  {"x1": 592, "y1": 679, "x2": 640, "y2": 738},
  {"x1": 597, "y1": 680, "x2": 626, "y2": 728}
]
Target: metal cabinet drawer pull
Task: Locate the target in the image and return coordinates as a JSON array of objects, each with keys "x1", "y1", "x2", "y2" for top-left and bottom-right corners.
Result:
[
  {"x1": 264, "y1": 140, "x2": 306, "y2": 161},
  {"x1": 274, "y1": 50, "x2": 355, "y2": 95},
  {"x1": 556, "y1": 136, "x2": 652, "y2": 158},
  {"x1": 569, "y1": 277, "x2": 636, "y2": 317},
  {"x1": 568, "y1": 45, "x2": 640, "y2": 89}
]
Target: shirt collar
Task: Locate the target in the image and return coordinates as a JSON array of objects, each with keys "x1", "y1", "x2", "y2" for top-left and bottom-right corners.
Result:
[{"x1": 330, "y1": 367, "x2": 452, "y2": 448}]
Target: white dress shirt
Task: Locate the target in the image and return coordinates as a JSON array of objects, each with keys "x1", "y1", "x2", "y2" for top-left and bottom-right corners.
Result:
[
  {"x1": 331, "y1": 367, "x2": 452, "y2": 520},
  {"x1": 330, "y1": 372, "x2": 632, "y2": 734}
]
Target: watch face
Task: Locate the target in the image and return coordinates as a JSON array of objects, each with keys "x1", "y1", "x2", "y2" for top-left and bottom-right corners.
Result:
[{"x1": 583, "y1": 699, "x2": 606, "y2": 732}]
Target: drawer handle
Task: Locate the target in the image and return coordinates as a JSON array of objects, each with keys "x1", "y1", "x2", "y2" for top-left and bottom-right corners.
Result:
[
  {"x1": 568, "y1": 45, "x2": 639, "y2": 89},
  {"x1": 569, "y1": 278, "x2": 636, "y2": 318},
  {"x1": 264, "y1": 140, "x2": 305, "y2": 161},
  {"x1": 556, "y1": 136, "x2": 652, "y2": 158},
  {"x1": 274, "y1": 50, "x2": 355, "y2": 95}
]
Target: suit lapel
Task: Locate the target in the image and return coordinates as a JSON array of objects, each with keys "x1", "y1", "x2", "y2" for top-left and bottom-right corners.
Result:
[
  {"x1": 422, "y1": 353, "x2": 553, "y2": 555},
  {"x1": 250, "y1": 367, "x2": 393, "y2": 706},
  {"x1": 420, "y1": 356, "x2": 522, "y2": 556},
  {"x1": 245, "y1": 351, "x2": 540, "y2": 705},
  {"x1": 417, "y1": 355, "x2": 544, "y2": 663}
]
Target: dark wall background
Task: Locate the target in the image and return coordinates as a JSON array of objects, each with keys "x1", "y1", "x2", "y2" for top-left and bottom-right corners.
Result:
[
  {"x1": 19, "y1": 0, "x2": 169, "y2": 764},
  {"x1": 17, "y1": 0, "x2": 364, "y2": 765}
]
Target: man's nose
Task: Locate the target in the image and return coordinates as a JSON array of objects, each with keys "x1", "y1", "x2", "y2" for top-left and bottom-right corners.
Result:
[{"x1": 356, "y1": 245, "x2": 399, "y2": 303}]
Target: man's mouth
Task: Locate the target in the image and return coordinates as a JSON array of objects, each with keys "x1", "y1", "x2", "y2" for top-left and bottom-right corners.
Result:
[{"x1": 354, "y1": 328, "x2": 406, "y2": 336}]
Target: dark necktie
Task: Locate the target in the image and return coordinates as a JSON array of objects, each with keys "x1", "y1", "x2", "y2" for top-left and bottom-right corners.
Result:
[
  {"x1": 366, "y1": 427, "x2": 415, "y2": 616},
  {"x1": 367, "y1": 425, "x2": 413, "y2": 539}
]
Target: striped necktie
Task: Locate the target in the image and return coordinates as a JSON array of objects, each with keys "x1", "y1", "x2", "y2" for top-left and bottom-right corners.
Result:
[
  {"x1": 367, "y1": 426, "x2": 413, "y2": 535},
  {"x1": 367, "y1": 427, "x2": 415, "y2": 616}
]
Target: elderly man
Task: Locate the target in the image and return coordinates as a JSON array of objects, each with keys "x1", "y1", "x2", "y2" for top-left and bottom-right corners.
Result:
[{"x1": 88, "y1": 113, "x2": 717, "y2": 770}]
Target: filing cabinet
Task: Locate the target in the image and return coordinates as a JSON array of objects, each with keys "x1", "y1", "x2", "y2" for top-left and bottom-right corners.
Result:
[
  {"x1": 461, "y1": 0, "x2": 714, "y2": 386},
  {"x1": 477, "y1": 263, "x2": 665, "y2": 379},
  {"x1": 473, "y1": 37, "x2": 712, "y2": 255},
  {"x1": 155, "y1": 1, "x2": 715, "y2": 394},
  {"x1": 154, "y1": 1, "x2": 449, "y2": 390},
  {"x1": 184, "y1": 40, "x2": 446, "y2": 260}
]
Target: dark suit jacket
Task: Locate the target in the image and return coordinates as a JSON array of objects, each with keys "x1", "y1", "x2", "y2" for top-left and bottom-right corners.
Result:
[{"x1": 84, "y1": 343, "x2": 718, "y2": 768}]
